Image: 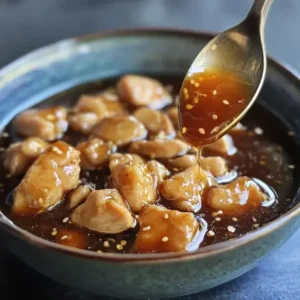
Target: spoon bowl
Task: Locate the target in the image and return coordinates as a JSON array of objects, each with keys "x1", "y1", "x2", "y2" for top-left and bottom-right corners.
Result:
[{"x1": 182, "y1": 0, "x2": 274, "y2": 137}]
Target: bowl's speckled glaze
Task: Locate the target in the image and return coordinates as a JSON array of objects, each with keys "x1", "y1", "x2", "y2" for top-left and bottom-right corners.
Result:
[{"x1": 0, "y1": 29, "x2": 300, "y2": 299}]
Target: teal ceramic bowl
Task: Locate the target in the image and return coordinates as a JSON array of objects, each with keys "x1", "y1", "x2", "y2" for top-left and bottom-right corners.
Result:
[{"x1": 0, "y1": 29, "x2": 300, "y2": 299}]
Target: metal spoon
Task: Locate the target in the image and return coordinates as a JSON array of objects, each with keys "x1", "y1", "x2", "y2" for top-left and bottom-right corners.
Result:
[{"x1": 184, "y1": 0, "x2": 273, "y2": 135}]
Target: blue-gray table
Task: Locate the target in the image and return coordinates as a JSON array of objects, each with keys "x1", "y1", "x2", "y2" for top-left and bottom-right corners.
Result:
[{"x1": 0, "y1": 1, "x2": 299, "y2": 299}]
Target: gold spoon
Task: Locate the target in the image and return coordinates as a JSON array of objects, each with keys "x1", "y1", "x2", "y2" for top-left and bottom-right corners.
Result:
[{"x1": 182, "y1": 0, "x2": 273, "y2": 137}]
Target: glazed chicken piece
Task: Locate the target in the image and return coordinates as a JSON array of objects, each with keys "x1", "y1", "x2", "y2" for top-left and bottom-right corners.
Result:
[
  {"x1": 133, "y1": 205, "x2": 201, "y2": 253},
  {"x1": 109, "y1": 153, "x2": 145, "y2": 172},
  {"x1": 206, "y1": 134, "x2": 237, "y2": 155},
  {"x1": 67, "y1": 184, "x2": 92, "y2": 210},
  {"x1": 146, "y1": 160, "x2": 170, "y2": 185},
  {"x1": 200, "y1": 156, "x2": 228, "y2": 177},
  {"x1": 206, "y1": 176, "x2": 270, "y2": 215},
  {"x1": 91, "y1": 116, "x2": 147, "y2": 146},
  {"x1": 166, "y1": 106, "x2": 179, "y2": 128},
  {"x1": 129, "y1": 138, "x2": 190, "y2": 159},
  {"x1": 4, "y1": 137, "x2": 49, "y2": 176},
  {"x1": 56, "y1": 229, "x2": 87, "y2": 249},
  {"x1": 110, "y1": 160, "x2": 157, "y2": 213},
  {"x1": 14, "y1": 106, "x2": 68, "y2": 141},
  {"x1": 133, "y1": 107, "x2": 175, "y2": 137},
  {"x1": 12, "y1": 141, "x2": 81, "y2": 216},
  {"x1": 117, "y1": 75, "x2": 172, "y2": 109},
  {"x1": 168, "y1": 155, "x2": 197, "y2": 170},
  {"x1": 76, "y1": 138, "x2": 116, "y2": 170},
  {"x1": 71, "y1": 189, "x2": 135, "y2": 234},
  {"x1": 159, "y1": 165, "x2": 215, "y2": 213},
  {"x1": 68, "y1": 112, "x2": 99, "y2": 135}
]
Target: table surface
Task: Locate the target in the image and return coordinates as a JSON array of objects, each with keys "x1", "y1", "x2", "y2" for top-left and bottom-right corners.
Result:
[{"x1": 0, "y1": 1, "x2": 300, "y2": 299}]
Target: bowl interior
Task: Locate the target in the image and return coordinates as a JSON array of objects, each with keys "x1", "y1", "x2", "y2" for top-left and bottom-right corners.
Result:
[{"x1": 0, "y1": 29, "x2": 300, "y2": 260}]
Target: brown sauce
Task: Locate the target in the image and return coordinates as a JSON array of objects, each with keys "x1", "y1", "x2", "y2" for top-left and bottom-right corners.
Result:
[{"x1": 0, "y1": 75, "x2": 296, "y2": 254}]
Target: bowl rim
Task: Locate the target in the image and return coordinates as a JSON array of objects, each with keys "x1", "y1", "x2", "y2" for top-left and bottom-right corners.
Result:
[{"x1": 0, "y1": 27, "x2": 300, "y2": 264}]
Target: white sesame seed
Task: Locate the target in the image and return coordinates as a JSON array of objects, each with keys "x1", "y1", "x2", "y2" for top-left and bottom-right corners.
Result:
[
  {"x1": 253, "y1": 224, "x2": 260, "y2": 228},
  {"x1": 186, "y1": 104, "x2": 193, "y2": 110},
  {"x1": 213, "y1": 90, "x2": 217, "y2": 95},
  {"x1": 103, "y1": 241, "x2": 110, "y2": 248},
  {"x1": 52, "y1": 146, "x2": 63, "y2": 155},
  {"x1": 212, "y1": 44, "x2": 217, "y2": 50},
  {"x1": 62, "y1": 217, "x2": 69, "y2": 223},
  {"x1": 254, "y1": 127, "x2": 263, "y2": 135},
  {"x1": 116, "y1": 244, "x2": 123, "y2": 250},
  {"x1": 143, "y1": 226, "x2": 151, "y2": 231},
  {"x1": 252, "y1": 217, "x2": 257, "y2": 222},
  {"x1": 97, "y1": 250, "x2": 102, "y2": 253},
  {"x1": 195, "y1": 82, "x2": 200, "y2": 87},
  {"x1": 161, "y1": 236, "x2": 169, "y2": 242},
  {"x1": 232, "y1": 217, "x2": 238, "y2": 222},
  {"x1": 199, "y1": 128, "x2": 205, "y2": 135},
  {"x1": 217, "y1": 210, "x2": 223, "y2": 215},
  {"x1": 223, "y1": 100, "x2": 229, "y2": 105},
  {"x1": 190, "y1": 79, "x2": 195, "y2": 84},
  {"x1": 183, "y1": 88, "x2": 188, "y2": 94},
  {"x1": 120, "y1": 240, "x2": 127, "y2": 246},
  {"x1": 212, "y1": 114, "x2": 218, "y2": 120},
  {"x1": 182, "y1": 127, "x2": 187, "y2": 134},
  {"x1": 215, "y1": 217, "x2": 221, "y2": 222},
  {"x1": 207, "y1": 230, "x2": 215, "y2": 237},
  {"x1": 227, "y1": 226, "x2": 236, "y2": 233},
  {"x1": 51, "y1": 229, "x2": 58, "y2": 236},
  {"x1": 61, "y1": 235, "x2": 68, "y2": 240},
  {"x1": 288, "y1": 165, "x2": 295, "y2": 169},
  {"x1": 164, "y1": 213, "x2": 169, "y2": 220}
]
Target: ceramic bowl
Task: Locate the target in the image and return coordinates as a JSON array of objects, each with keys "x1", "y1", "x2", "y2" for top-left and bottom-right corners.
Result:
[{"x1": 0, "y1": 29, "x2": 300, "y2": 300}]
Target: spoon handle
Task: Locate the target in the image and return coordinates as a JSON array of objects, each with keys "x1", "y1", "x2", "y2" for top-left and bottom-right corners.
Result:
[{"x1": 248, "y1": 0, "x2": 273, "y2": 32}]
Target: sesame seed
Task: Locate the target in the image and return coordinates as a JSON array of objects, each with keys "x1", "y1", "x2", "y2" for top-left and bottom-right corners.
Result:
[
  {"x1": 103, "y1": 241, "x2": 110, "y2": 248},
  {"x1": 52, "y1": 146, "x2": 63, "y2": 155},
  {"x1": 38, "y1": 198, "x2": 43, "y2": 204},
  {"x1": 254, "y1": 127, "x2": 263, "y2": 135},
  {"x1": 212, "y1": 44, "x2": 217, "y2": 50},
  {"x1": 120, "y1": 240, "x2": 127, "y2": 246},
  {"x1": 173, "y1": 168, "x2": 179, "y2": 172},
  {"x1": 232, "y1": 217, "x2": 238, "y2": 222},
  {"x1": 288, "y1": 131, "x2": 295, "y2": 136},
  {"x1": 97, "y1": 250, "x2": 102, "y2": 253},
  {"x1": 218, "y1": 210, "x2": 223, "y2": 215},
  {"x1": 143, "y1": 226, "x2": 151, "y2": 231},
  {"x1": 0, "y1": 147, "x2": 5, "y2": 152},
  {"x1": 190, "y1": 79, "x2": 195, "y2": 84},
  {"x1": 194, "y1": 98, "x2": 199, "y2": 104},
  {"x1": 223, "y1": 100, "x2": 229, "y2": 105},
  {"x1": 195, "y1": 82, "x2": 200, "y2": 87},
  {"x1": 207, "y1": 230, "x2": 215, "y2": 237},
  {"x1": 227, "y1": 226, "x2": 236, "y2": 233},
  {"x1": 6, "y1": 174, "x2": 11, "y2": 178},
  {"x1": 183, "y1": 88, "x2": 188, "y2": 94},
  {"x1": 199, "y1": 128, "x2": 205, "y2": 135},
  {"x1": 252, "y1": 217, "x2": 257, "y2": 222},
  {"x1": 164, "y1": 213, "x2": 169, "y2": 220},
  {"x1": 116, "y1": 244, "x2": 123, "y2": 251},
  {"x1": 161, "y1": 236, "x2": 169, "y2": 242},
  {"x1": 253, "y1": 224, "x2": 260, "y2": 228},
  {"x1": 288, "y1": 165, "x2": 295, "y2": 169},
  {"x1": 2, "y1": 132, "x2": 9, "y2": 138},
  {"x1": 211, "y1": 126, "x2": 220, "y2": 134},
  {"x1": 62, "y1": 217, "x2": 69, "y2": 223},
  {"x1": 215, "y1": 217, "x2": 221, "y2": 222},
  {"x1": 182, "y1": 127, "x2": 187, "y2": 134},
  {"x1": 213, "y1": 90, "x2": 217, "y2": 95},
  {"x1": 51, "y1": 229, "x2": 57, "y2": 236},
  {"x1": 212, "y1": 114, "x2": 218, "y2": 120},
  {"x1": 135, "y1": 215, "x2": 139, "y2": 219},
  {"x1": 186, "y1": 104, "x2": 193, "y2": 110},
  {"x1": 61, "y1": 235, "x2": 68, "y2": 240}
]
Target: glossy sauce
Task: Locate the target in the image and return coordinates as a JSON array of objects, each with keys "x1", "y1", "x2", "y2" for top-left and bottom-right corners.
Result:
[{"x1": 0, "y1": 75, "x2": 296, "y2": 254}]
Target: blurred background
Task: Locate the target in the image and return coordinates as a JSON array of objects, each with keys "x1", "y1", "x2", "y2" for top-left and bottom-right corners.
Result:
[{"x1": 1, "y1": 0, "x2": 300, "y2": 72}]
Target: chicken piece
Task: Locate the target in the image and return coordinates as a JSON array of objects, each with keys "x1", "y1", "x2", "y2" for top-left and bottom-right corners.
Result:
[
  {"x1": 4, "y1": 137, "x2": 49, "y2": 176},
  {"x1": 159, "y1": 165, "x2": 215, "y2": 213},
  {"x1": 109, "y1": 153, "x2": 145, "y2": 172},
  {"x1": 146, "y1": 160, "x2": 170, "y2": 185},
  {"x1": 200, "y1": 156, "x2": 228, "y2": 177},
  {"x1": 56, "y1": 229, "x2": 87, "y2": 249},
  {"x1": 14, "y1": 106, "x2": 68, "y2": 141},
  {"x1": 68, "y1": 112, "x2": 99, "y2": 135},
  {"x1": 206, "y1": 134, "x2": 237, "y2": 155},
  {"x1": 67, "y1": 184, "x2": 92, "y2": 210},
  {"x1": 91, "y1": 116, "x2": 147, "y2": 146},
  {"x1": 166, "y1": 106, "x2": 179, "y2": 128},
  {"x1": 129, "y1": 138, "x2": 190, "y2": 159},
  {"x1": 71, "y1": 189, "x2": 135, "y2": 234},
  {"x1": 117, "y1": 75, "x2": 172, "y2": 109},
  {"x1": 206, "y1": 176, "x2": 269, "y2": 215},
  {"x1": 133, "y1": 107, "x2": 175, "y2": 137},
  {"x1": 75, "y1": 93, "x2": 126, "y2": 119},
  {"x1": 168, "y1": 155, "x2": 197, "y2": 170},
  {"x1": 12, "y1": 141, "x2": 81, "y2": 216},
  {"x1": 111, "y1": 161, "x2": 157, "y2": 213},
  {"x1": 77, "y1": 138, "x2": 116, "y2": 170},
  {"x1": 133, "y1": 205, "x2": 201, "y2": 253}
]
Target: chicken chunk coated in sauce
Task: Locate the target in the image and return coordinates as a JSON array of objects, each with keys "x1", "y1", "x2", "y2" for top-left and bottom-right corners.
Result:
[
  {"x1": 133, "y1": 205, "x2": 203, "y2": 253},
  {"x1": 129, "y1": 138, "x2": 190, "y2": 159},
  {"x1": 146, "y1": 160, "x2": 170, "y2": 185},
  {"x1": 91, "y1": 116, "x2": 147, "y2": 146},
  {"x1": 67, "y1": 184, "x2": 92, "y2": 210},
  {"x1": 71, "y1": 189, "x2": 135, "y2": 234},
  {"x1": 110, "y1": 160, "x2": 157, "y2": 213},
  {"x1": 14, "y1": 106, "x2": 68, "y2": 141},
  {"x1": 109, "y1": 153, "x2": 145, "y2": 171},
  {"x1": 200, "y1": 156, "x2": 228, "y2": 177},
  {"x1": 4, "y1": 137, "x2": 49, "y2": 176},
  {"x1": 68, "y1": 112, "x2": 99, "y2": 135},
  {"x1": 206, "y1": 134, "x2": 237, "y2": 155},
  {"x1": 117, "y1": 75, "x2": 172, "y2": 109},
  {"x1": 12, "y1": 141, "x2": 80, "y2": 216},
  {"x1": 133, "y1": 107, "x2": 175, "y2": 137},
  {"x1": 206, "y1": 176, "x2": 271, "y2": 215},
  {"x1": 77, "y1": 138, "x2": 116, "y2": 170}
]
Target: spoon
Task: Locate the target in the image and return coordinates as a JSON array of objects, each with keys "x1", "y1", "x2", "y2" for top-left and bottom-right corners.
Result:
[{"x1": 181, "y1": 0, "x2": 273, "y2": 138}]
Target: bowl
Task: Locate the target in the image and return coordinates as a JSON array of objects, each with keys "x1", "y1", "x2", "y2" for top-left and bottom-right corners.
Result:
[{"x1": 0, "y1": 29, "x2": 300, "y2": 300}]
